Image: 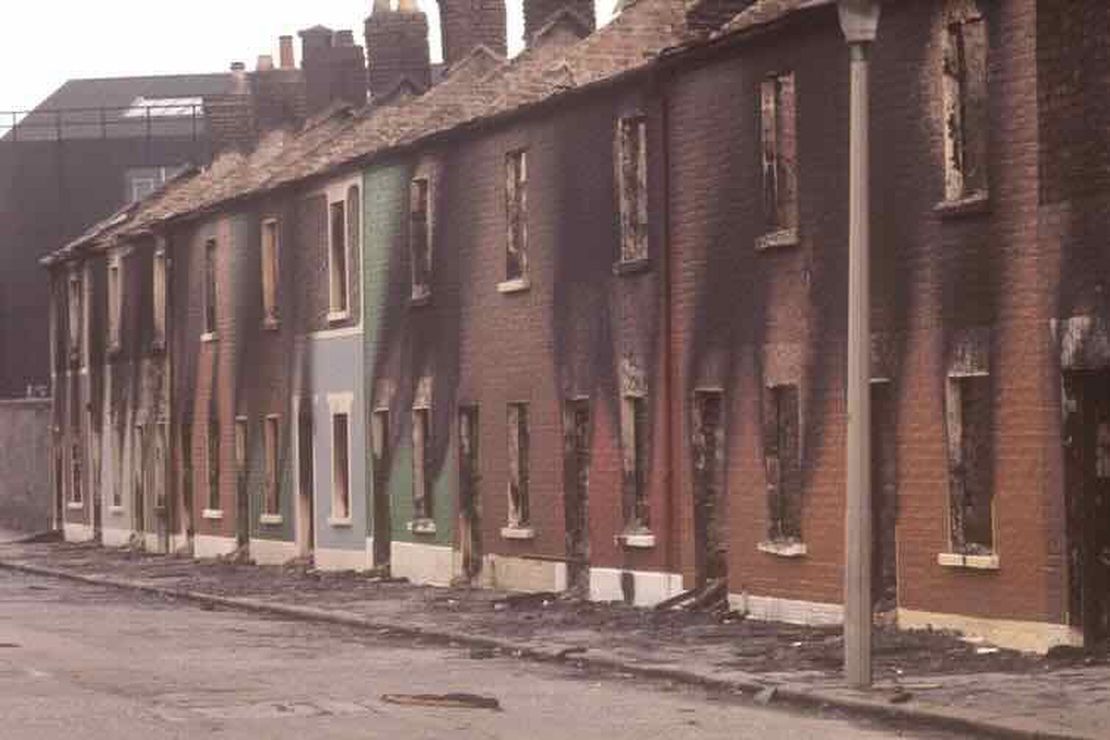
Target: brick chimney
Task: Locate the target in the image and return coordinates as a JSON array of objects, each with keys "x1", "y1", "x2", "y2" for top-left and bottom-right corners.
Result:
[
  {"x1": 365, "y1": 0, "x2": 432, "y2": 100},
  {"x1": 438, "y1": 0, "x2": 507, "y2": 67},
  {"x1": 279, "y1": 35, "x2": 296, "y2": 69},
  {"x1": 523, "y1": 0, "x2": 595, "y2": 45},
  {"x1": 299, "y1": 25, "x2": 368, "y2": 114}
]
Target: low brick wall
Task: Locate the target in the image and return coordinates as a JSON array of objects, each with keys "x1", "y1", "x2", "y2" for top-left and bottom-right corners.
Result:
[{"x1": 0, "y1": 398, "x2": 52, "y2": 533}]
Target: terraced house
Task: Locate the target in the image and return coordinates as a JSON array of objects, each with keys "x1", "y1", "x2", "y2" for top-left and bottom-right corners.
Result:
[{"x1": 44, "y1": 0, "x2": 1110, "y2": 654}]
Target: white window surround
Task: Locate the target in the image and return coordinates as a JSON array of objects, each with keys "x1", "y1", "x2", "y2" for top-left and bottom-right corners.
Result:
[
  {"x1": 202, "y1": 508, "x2": 224, "y2": 520},
  {"x1": 616, "y1": 531, "x2": 656, "y2": 549},
  {"x1": 201, "y1": 331, "x2": 218, "y2": 343},
  {"x1": 758, "y1": 540, "x2": 808, "y2": 558},
  {"x1": 937, "y1": 552, "x2": 1000, "y2": 570},
  {"x1": 497, "y1": 277, "x2": 531, "y2": 294},
  {"x1": 322, "y1": 176, "x2": 361, "y2": 322},
  {"x1": 66, "y1": 501, "x2": 85, "y2": 511},
  {"x1": 500, "y1": 525, "x2": 535, "y2": 540},
  {"x1": 408, "y1": 518, "x2": 437, "y2": 535}
]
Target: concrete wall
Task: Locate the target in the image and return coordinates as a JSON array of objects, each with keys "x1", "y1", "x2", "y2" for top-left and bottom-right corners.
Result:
[{"x1": 0, "y1": 398, "x2": 53, "y2": 532}]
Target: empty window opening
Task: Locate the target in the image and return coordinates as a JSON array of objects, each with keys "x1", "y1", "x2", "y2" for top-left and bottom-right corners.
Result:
[
  {"x1": 507, "y1": 403, "x2": 531, "y2": 529},
  {"x1": 107, "y1": 257, "x2": 122, "y2": 352},
  {"x1": 693, "y1": 391, "x2": 727, "y2": 583},
  {"x1": 204, "y1": 239, "x2": 218, "y2": 336},
  {"x1": 622, "y1": 395, "x2": 650, "y2": 532},
  {"x1": 261, "y1": 219, "x2": 280, "y2": 326},
  {"x1": 942, "y1": 6, "x2": 989, "y2": 201},
  {"x1": 946, "y1": 374, "x2": 994, "y2": 553},
  {"x1": 759, "y1": 73, "x2": 799, "y2": 239},
  {"x1": 505, "y1": 150, "x2": 528, "y2": 282},
  {"x1": 764, "y1": 384, "x2": 802, "y2": 543},
  {"x1": 616, "y1": 115, "x2": 648, "y2": 264},
  {"x1": 332, "y1": 412, "x2": 351, "y2": 521},
  {"x1": 412, "y1": 406, "x2": 432, "y2": 521},
  {"x1": 409, "y1": 178, "x2": 432, "y2": 301},
  {"x1": 207, "y1": 416, "x2": 220, "y2": 511},
  {"x1": 329, "y1": 200, "x2": 349, "y2": 316}
]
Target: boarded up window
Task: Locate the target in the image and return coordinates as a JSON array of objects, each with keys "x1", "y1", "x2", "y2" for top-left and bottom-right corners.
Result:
[
  {"x1": 152, "y1": 245, "x2": 167, "y2": 349},
  {"x1": 67, "y1": 271, "x2": 82, "y2": 364},
  {"x1": 204, "y1": 239, "x2": 218, "y2": 336},
  {"x1": 261, "y1": 219, "x2": 280, "y2": 326},
  {"x1": 946, "y1": 374, "x2": 994, "y2": 553},
  {"x1": 505, "y1": 150, "x2": 528, "y2": 281},
  {"x1": 616, "y1": 115, "x2": 648, "y2": 263},
  {"x1": 764, "y1": 384, "x2": 801, "y2": 542},
  {"x1": 332, "y1": 412, "x2": 351, "y2": 520},
  {"x1": 409, "y1": 178, "x2": 432, "y2": 300},
  {"x1": 107, "y1": 257, "x2": 122, "y2": 351},
  {"x1": 942, "y1": 7, "x2": 989, "y2": 200},
  {"x1": 760, "y1": 73, "x2": 798, "y2": 234},
  {"x1": 207, "y1": 416, "x2": 220, "y2": 511},
  {"x1": 264, "y1": 416, "x2": 280, "y2": 515},
  {"x1": 412, "y1": 407, "x2": 431, "y2": 520},
  {"x1": 329, "y1": 200, "x2": 349, "y2": 314},
  {"x1": 507, "y1": 402, "x2": 530, "y2": 528},
  {"x1": 622, "y1": 395, "x2": 650, "y2": 531}
]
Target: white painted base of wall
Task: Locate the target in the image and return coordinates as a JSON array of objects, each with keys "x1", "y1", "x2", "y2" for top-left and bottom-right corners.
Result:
[
  {"x1": 391, "y1": 541, "x2": 456, "y2": 586},
  {"x1": 101, "y1": 527, "x2": 132, "y2": 548},
  {"x1": 63, "y1": 522, "x2": 95, "y2": 543},
  {"x1": 481, "y1": 554, "x2": 567, "y2": 593},
  {"x1": 193, "y1": 534, "x2": 238, "y2": 559},
  {"x1": 315, "y1": 546, "x2": 369, "y2": 572},
  {"x1": 589, "y1": 568, "x2": 685, "y2": 607},
  {"x1": 898, "y1": 608, "x2": 1084, "y2": 654},
  {"x1": 251, "y1": 538, "x2": 297, "y2": 566},
  {"x1": 729, "y1": 593, "x2": 844, "y2": 627}
]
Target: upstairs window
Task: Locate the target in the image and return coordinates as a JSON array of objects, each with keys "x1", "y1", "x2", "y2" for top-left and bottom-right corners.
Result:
[
  {"x1": 261, "y1": 219, "x2": 280, "y2": 328},
  {"x1": 66, "y1": 270, "x2": 83, "y2": 366},
  {"x1": 328, "y1": 195, "x2": 351, "y2": 319},
  {"x1": 107, "y1": 256, "x2": 122, "y2": 353},
  {"x1": 616, "y1": 115, "x2": 648, "y2": 265},
  {"x1": 152, "y1": 244, "x2": 167, "y2": 350},
  {"x1": 203, "y1": 238, "x2": 218, "y2": 338},
  {"x1": 409, "y1": 178, "x2": 432, "y2": 302},
  {"x1": 942, "y1": 3, "x2": 989, "y2": 202},
  {"x1": 503, "y1": 150, "x2": 529, "y2": 286},
  {"x1": 758, "y1": 73, "x2": 799, "y2": 249}
]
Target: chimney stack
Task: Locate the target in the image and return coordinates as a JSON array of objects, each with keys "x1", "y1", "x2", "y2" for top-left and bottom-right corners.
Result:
[
  {"x1": 437, "y1": 0, "x2": 507, "y2": 67},
  {"x1": 279, "y1": 35, "x2": 296, "y2": 69},
  {"x1": 229, "y1": 61, "x2": 249, "y2": 94},
  {"x1": 256, "y1": 54, "x2": 275, "y2": 72},
  {"x1": 299, "y1": 25, "x2": 368, "y2": 114},
  {"x1": 523, "y1": 0, "x2": 595, "y2": 44},
  {"x1": 364, "y1": 0, "x2": 432, "y2": 100}
]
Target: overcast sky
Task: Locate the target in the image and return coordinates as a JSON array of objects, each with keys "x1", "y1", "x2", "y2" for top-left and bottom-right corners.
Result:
[{"x1": 0, "y1": 0, "x2": 619, "y2": 112}]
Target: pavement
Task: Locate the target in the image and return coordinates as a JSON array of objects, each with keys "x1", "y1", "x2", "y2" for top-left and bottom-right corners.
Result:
[
  {"x1": 0, "y1": 568, "x2": 963, "y2": 739},
  {"x1": 1, "y1": 540, "x2": 1107, "y2": 739}
]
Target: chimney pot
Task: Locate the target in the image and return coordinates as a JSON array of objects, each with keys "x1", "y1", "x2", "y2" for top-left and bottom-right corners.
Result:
[
  {"x1": 397, "y1": 0, "x2": 418, "y2": 12},
  {"x1": 257, "y1": 54, "x2": 275, "y2": 71},
  {"x1": 230, "y1": 61, "x2": 247, "y2": 72},
  {"x1": 279, "y1": 35, "x2": 295, "y2": 69},
  {"x1": 336, "y1": 29, "x2": 356, "y2": 47}
]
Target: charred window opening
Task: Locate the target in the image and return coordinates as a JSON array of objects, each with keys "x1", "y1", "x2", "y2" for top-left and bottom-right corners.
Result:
[
  {"x1": 693, "y1": 390, "x2": 726, "y2": 581},
  {"x1": 264, "y1": 416, "x2": 281, "y2": 516},
  {"x1": 409, "y1": 178, "x2": 432, "y2": 302},
  {"x1": 764, "y1": 384, "x2": 802, "y2": 544},
  {"x1": 261, "y1": 219, "x2": 280, "y2": 327},
  {"x1": 67, "y1": 270, "x2": 83, "y2": 366},
  {"x1": 207, "y1": 416, "x2": 220, "y2": 511},
  {"x1": 946, "y1": 374, "x2": 994, "y2": 554},
  {"x1": 759, "y1": 73, "x2": 798, "y2": 244},
  {"x1": 621, "y1": 394, "x2": 650, "y2": 532},
  {"x1": 412, "y1": 406, "x2": 432, "y2": 521},
  {"x1": 504, "y1": 150, "x2": 528, "y2": 283},
  {"x1": 107, "y1": 256, "x2": 122, "y2": 353},
  {"x1": 332, "y1": 412, "x2": 351, "y2": 522},
  {"x1": 506, "y1": 402, "x2": 531, "y2": 529},
  {"x1": 203, "y1": 238, "x2": 218, "y2": 337},
  {"x1": 70, "y1": 443, "x2": 83, "y2": 505},
  {"x1": 152, "y1": 245, "x2": 167, "y2": 350},
  {"x1": 616, "y1": 115, "x2": 648, "y2": 264},
  {"x1": 329, "y1": 200, "x2": 349, "y2": 317},
  {"x1": 942, "y1": 5, "x2": 989, "y2": 202}
]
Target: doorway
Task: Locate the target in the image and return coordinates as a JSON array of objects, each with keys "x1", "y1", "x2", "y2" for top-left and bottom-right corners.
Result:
[
  {"x1": 563, "y1": 399, "x2": 591, "y2": 596},
  {"x1": 1065, "y1": 370, "x2": 1110, "y2": 647},
  {"x1": 371, "y1": 408, "x2": 392, "y2": 569},
  {"x1": 296, "y1": 410, "x2": 315, "y2": 559},
  {"x1": 458, "y1": 406, "x2": 482, "y2": 582},
  {"x1": 693, "y1": 391, "x2": 727, "y2": 585},
  {"x1": 871, "y1": 382, "x2": 898, "y2": 611}
]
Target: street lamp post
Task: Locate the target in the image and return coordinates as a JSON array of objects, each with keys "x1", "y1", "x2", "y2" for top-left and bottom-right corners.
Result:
[{"x1": 838, "y1": 0, "x2": 881, "y2": 690}]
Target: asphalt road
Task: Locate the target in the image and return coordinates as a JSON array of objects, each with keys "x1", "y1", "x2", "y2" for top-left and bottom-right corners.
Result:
[{"x1": 0, "y1": 569, "x2": 947, "y2": 739}]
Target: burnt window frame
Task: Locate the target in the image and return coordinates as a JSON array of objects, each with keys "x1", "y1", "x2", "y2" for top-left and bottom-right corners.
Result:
[
  {"x1": 260, "y1": 217, "x2": 281, "y2": 329},
  {"x1": 758, "y1": 383, "x2": 806, "y2": 557},
  {"x1": 614, "y1": 113, "x2": 650, "y2": 270},
  {"x1": 328, "y1": 393, "x2": 354, "y2": 526},
  {"x1": 499, "y1": 149, "x2": 530, "y2": 293},
  {"x1": 756, "y1": 71, "x2": 800, "y2": 251},
  {"x1": 262, "y1": 414, "x2": 282, "y2": 520},
  {"x1": 152, "y1": 240, "x2": 167, "y2": 352},
  {"x1": 940, "y1": 1, "x2": 990, "y2": 209},
  {"x1": 409, "y1": 176, "x2": 433, "y2": 304},
  {"x1": 202, "y1": 237, "x2": 218, "y2": 340},
  {"x1": 941, "y1": 371, "x2": 998, "y2": 566},
  {"x1": 502, "y1": 401, "x2": 533, "y2": 538},
  {"x1": 107, "y1": 253, "x2": 123, "y2": 355}
]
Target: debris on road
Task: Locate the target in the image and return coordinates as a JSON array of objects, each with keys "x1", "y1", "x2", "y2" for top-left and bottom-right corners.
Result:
[{"x1": 381, "y1": 693, "x2": 502, "y2": 711}]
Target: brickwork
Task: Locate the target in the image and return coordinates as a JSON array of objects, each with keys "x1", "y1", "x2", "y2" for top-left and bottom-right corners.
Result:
[{"x1": 437, "y1": 0, "x2": 507, "y2": 65}]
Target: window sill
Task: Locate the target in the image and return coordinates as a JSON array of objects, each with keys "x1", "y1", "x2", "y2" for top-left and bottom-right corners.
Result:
[
  {"x1": 262, "y1": 317, "x2": 281, "y2": 332},
  {"x1": 150, "y1": 339, "x2": 166, "y2": 354},
  {"x1": 200, "y1": 332, "x2": 218, "y2": 344},
  {"x1": 327, "y1": 516, "x2": 353, "y2": 528},
  {"x1": 108, "y1": 505, "x2": 125, "y2": 515},
  {"x1": 66, "y1": 501, "x2": 85, "y2": 511},
  {"x1": 757, "y1": 540, "x2": 808, "y2": 558},
  {"x1": 259, "y1": 513, "x2": 284, "y2": 526},
  {"x1": 408, "y1": 518, "x2": 437, "y2": 535},
  {"x1": 327, "y1": 310, "x2": 351, "y2": 324},
  {"x1": 755, "y1": 228, "x2": 800, "y2": 252},
  {"x1": 612, "y1": 258, "x2": 651, "y2": 276},
  {"x1": 107, "y1": 343, "x2": 122, "y2": 359},
  {"x1": 410, "y1": 289, "x2": 432, "y2": 307},
  {"x1": 937, "y1": 552, "x2": 999, "y2": 570},
  {"x1": 497, "y1": 277, "x2": 531, "y2": 294},
  {"x1": 500, "y1": 525, "x2": 535, "y2": 540},
  {"x1": 201, "y1": 508, "x2": 224, "y2": 520},
  {"x1": 616, "y1": 530, "x2": 656, "y2": 549},
  {"x1": 934, "y1": 192, "x2": 990, "y2": 219}
]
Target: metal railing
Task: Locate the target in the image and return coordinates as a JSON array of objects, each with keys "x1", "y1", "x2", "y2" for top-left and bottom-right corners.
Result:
[{"x1": 1, "y1": 103, "x2": 207, "y2": 144}]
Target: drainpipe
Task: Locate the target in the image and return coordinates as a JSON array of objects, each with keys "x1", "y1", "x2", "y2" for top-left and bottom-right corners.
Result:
[{"x1": 837, "y1": 0, "x2": 881, "y2": 690}]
